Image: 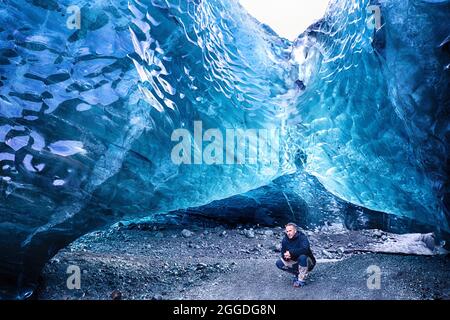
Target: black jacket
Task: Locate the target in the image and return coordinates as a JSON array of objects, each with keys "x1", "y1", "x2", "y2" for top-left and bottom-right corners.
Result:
[{"x1": 281, "y1": 231, "x2": 315, "y2": 264}]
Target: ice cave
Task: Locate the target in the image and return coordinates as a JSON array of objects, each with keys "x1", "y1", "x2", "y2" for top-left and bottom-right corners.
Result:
[{"x1": 0, "y1": 0, "x2": 449, "y2": 299}]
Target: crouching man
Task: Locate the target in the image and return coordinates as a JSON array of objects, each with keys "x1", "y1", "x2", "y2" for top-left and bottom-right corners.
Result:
[{"x1": 276, "y1": 222, "x2": 316, "y2": 287}]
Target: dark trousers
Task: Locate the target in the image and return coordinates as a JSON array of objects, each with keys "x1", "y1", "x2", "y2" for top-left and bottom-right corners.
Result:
[{"x1": 276, "y1": 255, "x2": 314, "y2": 276}]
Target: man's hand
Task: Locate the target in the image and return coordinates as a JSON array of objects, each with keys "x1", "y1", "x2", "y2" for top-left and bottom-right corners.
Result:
[{"x1": 283, "y1": 251, "x2": 291, "y2": 260}]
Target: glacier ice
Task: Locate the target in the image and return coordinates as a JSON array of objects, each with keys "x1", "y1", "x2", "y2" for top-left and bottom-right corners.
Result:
[{"x1": 0, "y1": 0, "x2": 449, "y2": 298}]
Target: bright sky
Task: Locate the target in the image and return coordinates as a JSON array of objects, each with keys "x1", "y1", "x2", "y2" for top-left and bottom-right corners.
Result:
[{"x1": 239, "y1": 0, "x2": 330, "y2": 41}]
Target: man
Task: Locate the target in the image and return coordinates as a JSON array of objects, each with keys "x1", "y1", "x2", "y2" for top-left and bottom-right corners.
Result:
[{"x1": 275, "y1": 222, "x2": 316, "y2": 287}]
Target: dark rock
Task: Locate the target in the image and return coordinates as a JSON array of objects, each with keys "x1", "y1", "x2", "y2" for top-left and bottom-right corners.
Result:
[
  {"x1": 273, "y1": 243, "x2": 282, "y2": 252},
  {"x1": 181, "y1": 229, "x2": 194, "y2": 238},
  {"x1": 264, "y1": 230, "x2": 274, "y2": 237},
  {"x1": 127, "y1": 223, "x2": 137, "y2": 230},
  {"x1": 373, "y1": 230, "x2": 382, "y2": 238},
  {"x1": 243, "y1": 229, "x2": 255, "y2": 238},
  {"x1": 111, "y1": 289, "x2": 122, "y2": 300},
  {"x1": 196, "y1": 263, "x2": 207, "y2": 270}
]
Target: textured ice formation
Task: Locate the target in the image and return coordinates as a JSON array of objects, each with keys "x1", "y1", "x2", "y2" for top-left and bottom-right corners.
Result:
[{"x1": 0, "y1": 0, "x2": 449, "y2": 298}]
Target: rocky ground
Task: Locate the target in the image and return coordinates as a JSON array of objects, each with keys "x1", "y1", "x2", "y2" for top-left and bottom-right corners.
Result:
[{"x1": 37, "y1": 222, "x2": 450, "y2": 300}]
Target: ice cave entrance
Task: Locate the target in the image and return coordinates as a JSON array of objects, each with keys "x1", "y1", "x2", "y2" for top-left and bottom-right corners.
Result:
[{"x1": 239, "y1": 0, "x2": 330, "y2": 41}]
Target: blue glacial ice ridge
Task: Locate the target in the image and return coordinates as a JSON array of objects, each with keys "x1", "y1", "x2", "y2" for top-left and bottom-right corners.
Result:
[
  {"x1": 287, "y1": 0, "x2": 449, "y2": 231},
  {"x1": 0, "y1": 0, "x2": 449, "y2": 298}
]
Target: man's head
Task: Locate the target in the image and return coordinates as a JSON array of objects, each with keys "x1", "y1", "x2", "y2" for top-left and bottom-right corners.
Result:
[{"x1": 285, "y1": 222, "x2": 298, "y2": 239}]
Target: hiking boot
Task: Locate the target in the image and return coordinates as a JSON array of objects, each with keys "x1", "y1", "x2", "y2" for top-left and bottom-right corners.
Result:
[{"x1": 293, "y1": 279, "x2": 306, "y2": 287}]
